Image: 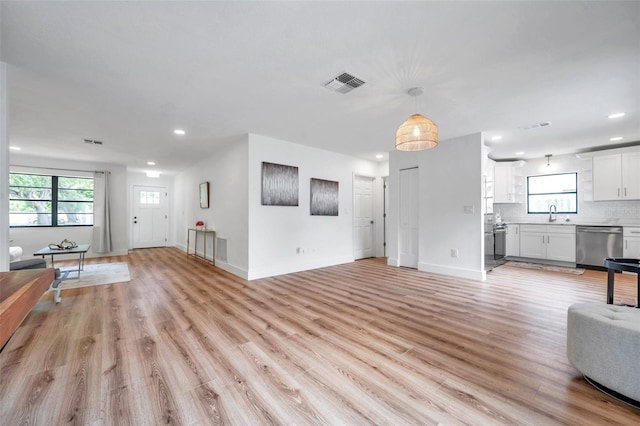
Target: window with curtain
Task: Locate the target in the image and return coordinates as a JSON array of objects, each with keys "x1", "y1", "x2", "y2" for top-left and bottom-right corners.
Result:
[
  {"x1": 9, "y1": 173, "x2": 94, "y2": 227},
  {"x1": 527, "y1": 172, "x2": 578, "y2": 214}
]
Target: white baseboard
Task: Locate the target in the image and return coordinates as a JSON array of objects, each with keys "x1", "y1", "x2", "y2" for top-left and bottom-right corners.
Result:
[
  {"x1": 247, "y1": 255, "x2": 353, "y2": 281},
  {"x1": 85, "y1": 249, "x2": 129, "y2": 258},
  {"x1": 418, "y1": 262, "x2": 486, "y2": 281},
  {"x1": 215, "y1": 261, "x2": 248, "y2": 280}
]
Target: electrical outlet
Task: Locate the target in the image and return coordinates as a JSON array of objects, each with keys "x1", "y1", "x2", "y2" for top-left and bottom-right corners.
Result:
[
  {"x1": 451, "y1": 249, "x2": 458, "y2": 258},
  {"x1": 464, "y1": 205, "x2": 474, "y2": 214}
]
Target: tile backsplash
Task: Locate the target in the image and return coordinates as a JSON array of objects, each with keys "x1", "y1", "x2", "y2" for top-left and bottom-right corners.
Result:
[
  {"x1": 497, "y1": 200, "x2": 640, "y2": 223},
  {"x1": 493, "y1": 152, "x2": 640, "y2": 225}
]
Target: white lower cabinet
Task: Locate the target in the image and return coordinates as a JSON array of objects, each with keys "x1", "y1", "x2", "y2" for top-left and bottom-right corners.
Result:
[
  {"x1": 519, "y1": 227, "x2": 546, "y2": 258},
  {"x1": 506, "y1": 224, "x2": 520, "y2": 257},
  {"x1": 519, "y1": 225, "x2": 576, "y2": 262},
  {"x1": 623, "y1": 227, "x2": 640, "y2": 258}
]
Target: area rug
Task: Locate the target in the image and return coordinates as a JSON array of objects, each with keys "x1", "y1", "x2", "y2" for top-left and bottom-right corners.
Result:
[
  {"x1": 504, "y1": 261, "x2": 585, "y2": 275},
  {"x1": 60, "y1": 262, "x2": 130, "y2": 289}
]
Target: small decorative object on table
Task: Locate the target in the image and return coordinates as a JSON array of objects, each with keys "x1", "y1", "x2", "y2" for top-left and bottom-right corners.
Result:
[
  {"x1": 195, "y1": 220, "x2": 205, "y2": 231},
  {"x1": 48, "y1": 239, "x2": 78, "y2": 250}
]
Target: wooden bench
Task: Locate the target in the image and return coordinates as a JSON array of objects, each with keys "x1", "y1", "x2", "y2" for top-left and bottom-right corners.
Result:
[{"x1": 0, "y1": 268, "x2": 55, "y2": 349}]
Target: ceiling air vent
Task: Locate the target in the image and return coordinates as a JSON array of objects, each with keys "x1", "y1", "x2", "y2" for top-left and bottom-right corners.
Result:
[
  {"x1": 520, "y1": 121, "x2": 552, "y2": 130},
  {"x1": 324, "y1": 72, "x2": 366, "y2": 94}
]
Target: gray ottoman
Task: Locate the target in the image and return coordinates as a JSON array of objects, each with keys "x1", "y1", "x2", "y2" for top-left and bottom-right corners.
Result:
[{"x1": 567, "y1": 303, "x2": 640, "y2": 406}]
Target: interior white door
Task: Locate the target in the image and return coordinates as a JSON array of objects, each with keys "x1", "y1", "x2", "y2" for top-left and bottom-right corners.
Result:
[
  {"x1": 383, "y1": 176, "x2": 389, "y2": 258},
  {"x1": 399, "y1": 167, "x2": 419, "y2": 268},
  {"x1": 353, "y1": 175, "x2": 375, "y2": 260},
  {"x1": 132, "y1": 185, "x2": 168, "y2": 249}
]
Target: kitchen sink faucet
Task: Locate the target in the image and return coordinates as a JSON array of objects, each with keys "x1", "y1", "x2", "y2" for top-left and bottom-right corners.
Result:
[{"x1": 549, "y1": 204, "x2": 557, "y2": 222}]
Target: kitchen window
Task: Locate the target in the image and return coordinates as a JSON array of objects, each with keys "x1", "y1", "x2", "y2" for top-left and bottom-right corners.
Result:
[
  {"x1": 9, "y1": 173, "x2": 94, "y2": 227},
  {"x1": 527, "y1": 172, "x2": 577, "y2": 214}
]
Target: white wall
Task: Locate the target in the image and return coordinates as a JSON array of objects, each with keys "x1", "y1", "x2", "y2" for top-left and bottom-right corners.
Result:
[
  {"x1": 496, "y1": 151, "x2": 640, "y2": 224},
  {"x1": 388, "y1": 133, "x2": 486, "y2": 281},
  {"x1": 172, "y1": 133, "x2": 384, "y2": 280},
  {"x1": 1, "y1": 62, "x2": 8, "y2": 271},
  {"x1": 8, "y1": 155, "x2": 128, "y2": 262},
  {"x1": 173, "y1": 136, "x2": 249, "y2": 278},
  {"x1": 247, "y1": 134, "x2": 382, "y2": 280}
]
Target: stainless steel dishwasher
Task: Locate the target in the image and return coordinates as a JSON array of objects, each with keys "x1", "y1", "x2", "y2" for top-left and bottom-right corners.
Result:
[{"x1": 576, "y1": 226, "x2": 623, "y2": 268}]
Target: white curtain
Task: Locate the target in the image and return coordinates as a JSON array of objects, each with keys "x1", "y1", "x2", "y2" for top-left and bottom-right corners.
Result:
[{"x1": 92, "y1": 171, "x2": 112, "y2": 253}]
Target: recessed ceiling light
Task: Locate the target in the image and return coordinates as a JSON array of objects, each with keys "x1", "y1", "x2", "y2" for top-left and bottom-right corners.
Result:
[
  {"x1": 610, "y1": 136, "x2": 623, "y2": 141},
  {"x1": 147, "y1": 161, "x2": 156, "y2": 166},
  {"x1": 146, "y1": 171, "x2": 160, "y2": 178},
  {"x1": 608, "y1": 112, "x2": 626, "y2": 119},
  {"x1": 491, "y1": 135, "x2": 502, "y2": 141},
  {"x1": 174, "y1": 129, "x2": 186, "y2": 135},
  {"x1": 375, "y1": 154, "x2": 384, "y2": 159},
  {"x1": 9, "y1": 146, "x2": 21, "y2": 151},
  {"x1": 515, "y1": 151, "x2": 525, "y2": 156}
]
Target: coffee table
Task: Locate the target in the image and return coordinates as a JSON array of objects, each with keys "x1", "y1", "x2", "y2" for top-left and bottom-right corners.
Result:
[{"x1": 33, "y1": 244, "x2": 90, "y2": 278}]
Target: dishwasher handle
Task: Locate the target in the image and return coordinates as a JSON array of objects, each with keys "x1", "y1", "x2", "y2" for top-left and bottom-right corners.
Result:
[{"x1": 576, "y1": 227, "x2": 623, "y2": 234}]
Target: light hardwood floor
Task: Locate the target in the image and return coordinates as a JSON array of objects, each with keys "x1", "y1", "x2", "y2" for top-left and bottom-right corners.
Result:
[{"x1": 1, "y1": 247, "x2": 638, "y2": 425}]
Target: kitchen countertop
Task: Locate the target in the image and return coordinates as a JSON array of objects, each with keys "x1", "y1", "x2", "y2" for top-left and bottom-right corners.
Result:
[{"x1": 502, "y1": 219, "x2": 640, "y2": 227}]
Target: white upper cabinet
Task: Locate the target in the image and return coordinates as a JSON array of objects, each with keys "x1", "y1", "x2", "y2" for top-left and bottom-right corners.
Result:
[
  {"x1": 593, "y1": 152, "x2": 640, "y2": 201},
  {"x1": 494, "y1": 162, "x2": 524, "y2": 203},
  {"x1": 622, "y1": 152, "x2": 640, "y2": 199}
]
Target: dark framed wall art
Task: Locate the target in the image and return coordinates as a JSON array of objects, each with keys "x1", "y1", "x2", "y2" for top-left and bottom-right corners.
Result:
[
  {"x1": 310, "y1": 178, "x2": 339, "y2": 216},
  {"x1": 199, "y1": 181, "x2": 210, "y2": 208},
  {"x1": 261, "y1": 162, "x2": 299, "y2": 206}
]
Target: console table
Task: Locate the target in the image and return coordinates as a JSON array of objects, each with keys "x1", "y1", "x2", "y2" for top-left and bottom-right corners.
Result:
[
  {"x1": 187, "y1": 228, "x2": 215, "y2": 265},
  {"x1": 604, "y1": 258, "x2": 639, "y2": 308}
]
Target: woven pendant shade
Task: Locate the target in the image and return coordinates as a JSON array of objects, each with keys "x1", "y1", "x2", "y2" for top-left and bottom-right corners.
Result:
[{"x1": 395, "y1": 113, "x2": 438, "y2": 151}]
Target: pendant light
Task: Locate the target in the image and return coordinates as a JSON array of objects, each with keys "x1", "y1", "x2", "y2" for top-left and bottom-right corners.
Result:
[
  {"x1": 546, "y1": 154, "x2": 552, "y2": 166},
  {"x1": 395, "y1": 87, "x2": 438, "y2": 151}
]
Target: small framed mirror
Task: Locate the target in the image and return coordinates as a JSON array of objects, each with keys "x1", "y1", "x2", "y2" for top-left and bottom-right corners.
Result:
[{"x1": 199, "y1": 181, "x2": 209, "y2": 209}]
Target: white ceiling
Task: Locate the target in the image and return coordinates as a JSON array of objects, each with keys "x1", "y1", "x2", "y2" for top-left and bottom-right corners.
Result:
[{"x1": 2, "y1": 1, "x2": 639, "y2": 175}]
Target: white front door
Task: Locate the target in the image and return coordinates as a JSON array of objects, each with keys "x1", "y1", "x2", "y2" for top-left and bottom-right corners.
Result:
[
  {"x1": 132, "y1": 185, "x2": 168, "y2": 249},
  {"x1": 353, "y1": 175, "x2": 374, "y2": 260},
  {"x1": 399, "y1": 167, "x2": 419, "y2": 268}
]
